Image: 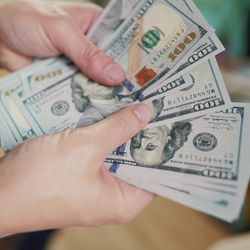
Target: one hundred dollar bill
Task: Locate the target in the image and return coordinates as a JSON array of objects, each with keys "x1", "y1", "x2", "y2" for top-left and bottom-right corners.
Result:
[
  {"x1": 15, "y1": 56, "x2": 230, "y2": 137},
  {"x1": 105, "y1": 103, "x2": 250, "y2": 221},
  {"x1": 100, "y1": 0, "x2": 213, "y2": 91},
  {"x1": 17, "y1": 47, "x2": 200, "y2": 136},
  {"x1": 106, "y1": 104, "x2": 250, "y2": 185},
  {"x1": 15, "y1": 66, "x2": 177, "y2": 134},
  {"x1": 89, "y1": 0, "x2": 223, "y2": 67},
  {"x1": 45, "y1": 0, "x2": 224, "y2": 96},
  {"x1": 0, "y1": 60, "x2": 57, "y2": 146},
  {"x1": 15, "y1": 75, "x2": 83, "y2": 136},
  {"x1": 88, "y1": 0, "x2": 141, "y2": 49},
  {"x1": 162, "y1": 33, "x2": 224, "y2": 82},
  {"x1": 148, "y1": 0, "x2": 224, "y2": 86},
  {"x1": 0, "y1": 106, "x2": 19, "y2": 151},
  {"x1": 114, "y1": 172, "x2": 242, "y2": 222},
  {"x1": 144, "y1": 58, "x2": 231, "y2": 125},
  {"x1": 21, "y1": 61, "x2": 77, "y2": 95},
  {"x1": 0, "y1": 118, "x2": 8, "y2": 150},
  {"x1": 0, "y1": 74, "x2": 39, "y2": 142}
]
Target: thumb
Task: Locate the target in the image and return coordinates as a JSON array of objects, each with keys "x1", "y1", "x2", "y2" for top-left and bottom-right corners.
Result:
[
  {"x1": 44, "y1": 15, "x2": 125, "y2": 86},
  {"x1": 90, "y1": 104, "x2": 152, "y2": 157}
]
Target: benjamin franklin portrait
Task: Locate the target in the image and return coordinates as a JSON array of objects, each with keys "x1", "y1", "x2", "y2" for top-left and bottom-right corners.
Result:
[
  {"x1": 90, "y1": 0, "x2": 140, "y2": 48},
  {"x1": 130, "y1": 122, "x2": 192, "y2": 168},
  {"x1": 71, "y1": 73, "x2": 165, "y2": 128}
]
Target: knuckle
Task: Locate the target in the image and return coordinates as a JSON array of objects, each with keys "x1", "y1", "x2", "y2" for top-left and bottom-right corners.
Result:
[
  {"x1": 43, "y1": 7, "x2": 73, "y2": 31},
  {"x1": 43, "y1": 13, "x2": 75, "y2": 53},
  {"x1": 81, "y1": 45, "x2": 104, "y2": 70},
  {"x1": 44, "y1": 4, "x2": 68, "y2": 20},
  {"x1": 111, "y1": 188, "x2": 136, "y2": 224},
  {"x1": 111, "y1": 113, "x2": 134, "y2": 140},
  {"x1": 53, "y1": 13, "x2": 72, "y2": 27},
  {"x1": 115, "y1": 208, "x2": 134, "y2": 224}
]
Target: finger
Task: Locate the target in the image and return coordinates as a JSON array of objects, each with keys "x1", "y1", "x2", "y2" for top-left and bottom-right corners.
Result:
[
  {"x1": 115, "y1": 179, "x2": 155, "y2": 223},
  {"x1": 96, "y1": 166, "x2": 154, "y2": 225},
  {"x1": 0, "y1": 42, "x2": 33, "y2": 71},
  {"x1": 58, "y1": 2, "x2": 102, "y2": 33},
  {"x1": 43, "y1": 15, "x2": 125, "y2": 86},
  {"x1": 89, "y1": 104, "x2": 152, "y2": 156}
]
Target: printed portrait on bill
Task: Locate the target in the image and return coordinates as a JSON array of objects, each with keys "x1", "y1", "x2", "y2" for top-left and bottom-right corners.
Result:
[
  {"x1": 130, "y1": 122, "x2": 192, "y2": 168},
  {"x1": 70, "y1": 73, "x2": 165, "y2": 128},
  {"x1": 90, "y1": 0, "x2": 140, "y2": 48},
  {"x1": 71, "y1": 73, "x2": 133, "y2": 127}
]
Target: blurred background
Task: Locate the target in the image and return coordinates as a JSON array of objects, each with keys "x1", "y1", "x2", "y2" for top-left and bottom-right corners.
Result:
[{"x1": 0, "y1": 0, "x2": 250, "y2": 249}]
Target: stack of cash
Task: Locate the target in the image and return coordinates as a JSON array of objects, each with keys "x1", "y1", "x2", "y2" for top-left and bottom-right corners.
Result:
[{"x1": 0, "y1": 0, "x2": 250, "y2": 222}]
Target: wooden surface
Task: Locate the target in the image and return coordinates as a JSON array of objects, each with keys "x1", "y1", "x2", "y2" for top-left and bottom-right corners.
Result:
[
  {"x1": 46, "y1": 197, "x2": 231, "y2": 250},
  {"x1": 208, "y1": 233, "x2": 250, "y2": 250}
]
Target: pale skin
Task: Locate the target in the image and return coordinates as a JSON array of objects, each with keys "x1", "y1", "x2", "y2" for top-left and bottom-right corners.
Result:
[{"x1": 0, "y1": 0, "x2": 154, "y2": 235}]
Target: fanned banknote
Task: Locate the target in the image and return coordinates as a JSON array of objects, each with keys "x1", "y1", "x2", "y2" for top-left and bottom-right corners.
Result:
[
  {"x1": 0, "y1": 0, "x2": 249, "y2": 222},
  {"x1": 102, "y1": 0, "x2": 214, "y2": 91},
  {"x1": 14, "y1": 56, "x2": 230, "y2": 135},
  {"x1": 143, "y1": 58, "x2": 231, "y2": 125},
  {"x1": 0, "y1": 59, "x2": 57, "y2": 147},
  {"x1": 106, "y1": 104, "x2": 250, "y2": 221}
]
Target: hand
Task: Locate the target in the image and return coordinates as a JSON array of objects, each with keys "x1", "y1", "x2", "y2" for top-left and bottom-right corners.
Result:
[
  {"x1": 0, "y1": 104, "x2": 154, "y2": 235},
  {"x1": 0, "y1": 0, "x2": 125, "y2": 85}
]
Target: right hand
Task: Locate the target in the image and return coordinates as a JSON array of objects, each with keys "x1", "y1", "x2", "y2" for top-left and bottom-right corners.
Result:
[{"x1": 0, "y1": 104, "x2": 154, "y2": 235}]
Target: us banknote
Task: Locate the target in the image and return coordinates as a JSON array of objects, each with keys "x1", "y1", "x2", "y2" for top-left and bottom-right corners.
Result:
[
  {"x1": 14, "y1": 53, "x2": 230, "y2": 142},
  {"x1": 143, "y1": 58, "x2": 231, "y2": 125},
  {"x1": 116, "y1": 157, "x2": 249, "y2": 221},
  {"x1": 146, "y1": 0, "x2": 224, "y2": 86},
  {"x1": 95, "y1": 0, "x2": 213, "y2": 92},
  {"x1": 0, "y1": 59, "x2": 57, "y2": 147},
  {"x1": 0, "y1": 0, "x2": 248, "y2": 223},
  {"x1": 89, "y1": 0, "x2": 223, "y2": 75},
  {"x1": 106, "y1": 104, "x2": 250, "y2": 194},
  {"x1": 21, "y1": 60, "x2": 76, "y2": 95},
  {"x1": 0, "y1": 74, "x2": 34, "y2": 144},
  {"x1": 14, "y1": 74, "x2": 83, "y2": 136},
  {"x1": 105, "y1": 103, "x2": 250, "y2": 221},
  {"x1": 15, "y1": 61, "x2": 187, "y2": 136},
  {"x1": 115, "y1": 173, "x2": 242, "y2": 221},
  {"x1": 0, "y1": 106, "x2": 19, "y2": 151},
  {"x1": 106, "y1": 104, "x2": 249, "y2": 184},
  {"x1": 88, "y1": 0, "x2": 141, "y2": 48},
  {"x1": 45, "y1": 0, "x2": 223, "y2": 95}
]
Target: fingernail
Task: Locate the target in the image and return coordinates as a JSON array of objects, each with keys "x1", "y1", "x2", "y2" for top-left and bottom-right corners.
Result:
[
  {"x1": 132, "y1": 104, "x2": 152, "y2": 123},
  {"x1": 104, "y1": 63, "x2": 126, "y2": 83}
]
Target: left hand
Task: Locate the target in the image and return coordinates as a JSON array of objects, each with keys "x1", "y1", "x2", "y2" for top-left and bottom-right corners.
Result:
[
  {"x1": 0, "y1": 0, "x2": 125, "y2": 85},
  {"x1": 0, "y1": 104, "x2": 154, "y2": 235}
]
